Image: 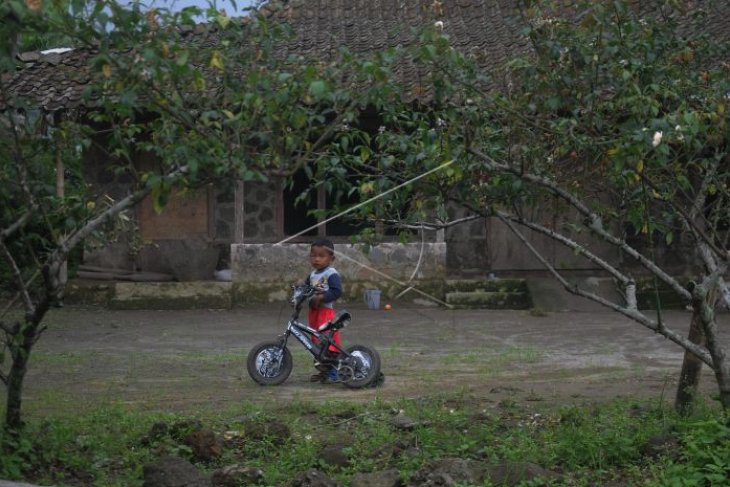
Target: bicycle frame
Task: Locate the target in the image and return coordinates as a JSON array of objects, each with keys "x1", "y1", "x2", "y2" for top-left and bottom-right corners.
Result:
[{"x1": 279, "y1": 285, "x2": 350, "y2": 365}]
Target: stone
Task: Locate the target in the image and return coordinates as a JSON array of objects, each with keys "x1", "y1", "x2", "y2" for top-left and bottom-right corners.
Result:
[
  {"x1": 211, "y1": 464, "x2": 264, "y2": 486},
  {"x1": 390, "y1": 411, "x2": 422, "y2": 431},
  {"x1": 369, "y1": 439, "x2": 408, "y2": 460},
  {"x1": 242, "y1": 420, "x2": 291, "y2": 445},
  {"x1": 350, "y1": 468, "x2": 401, "y2": 487},
  {"x1": 184, "y1": 429, "x2": 224, "y2": 461},
  {"x1": 484, "y1": 462, "x2": 560, "y2": 486},
  {"x1": 291, "y1": 469, "x2": 340, "y2": 487},
  {"x1": 142, "y1": 455, "x2": 209, "y2": 487},
  {"x1": 640, "y1": 433, "x2": 681, "y2": 460},
  {"x1": 408, "y1": 458, "x2": 485, "y2": 486},
  {"x1": 141, "y1": 421, "x2": 170, "y2": 445},
  {"x1": 319, "y1": 445, "x2": 350, "y2": 467}
]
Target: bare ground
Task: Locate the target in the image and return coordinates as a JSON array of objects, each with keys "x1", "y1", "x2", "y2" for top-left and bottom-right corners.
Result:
[{"x1": 17, "y1": 304, "x2": 729, "y2": 417}]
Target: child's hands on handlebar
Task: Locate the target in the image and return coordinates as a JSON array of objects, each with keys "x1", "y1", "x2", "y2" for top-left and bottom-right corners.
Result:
[{"x1": 309, "y1": 285, "x2": 326, "y2": 308}]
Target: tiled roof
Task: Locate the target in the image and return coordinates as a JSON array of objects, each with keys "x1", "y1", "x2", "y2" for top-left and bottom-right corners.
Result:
[
  {"x1": 273, "y1": 0, "x2": 530, "y2": 97},
  {"x1": 3, "y1": 47, "x2": 95, "y2": 110},
  {"x1": 3, "y1": 0, "x2": 729, "y2": 111}
]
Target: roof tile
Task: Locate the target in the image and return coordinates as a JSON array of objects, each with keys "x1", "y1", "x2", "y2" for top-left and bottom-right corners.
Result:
[{"x1": 4, "y1": 0, "x2": 729, "y2": 110}]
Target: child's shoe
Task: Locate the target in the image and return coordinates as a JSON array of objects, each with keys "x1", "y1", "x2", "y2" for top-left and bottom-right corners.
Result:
[{"x1": 327, "y1": 368, "x2": 339, "y2": 383}]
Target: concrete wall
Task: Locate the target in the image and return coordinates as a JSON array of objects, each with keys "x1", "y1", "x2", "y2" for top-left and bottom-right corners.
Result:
[{"x1": 230, "y1": 242, "x2": 447, "y2": 302}]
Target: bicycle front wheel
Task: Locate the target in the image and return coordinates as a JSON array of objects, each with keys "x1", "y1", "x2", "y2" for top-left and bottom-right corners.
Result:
[{"x1": 247, "y1": 341, "x2": 293, "y2": 386}]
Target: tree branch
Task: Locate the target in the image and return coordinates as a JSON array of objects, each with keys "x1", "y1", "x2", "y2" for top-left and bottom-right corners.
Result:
[
  {"x1": 0, "y1": 240, "x2": 35, "y2": 316},
  {"x1": 0, "y1": 206, "x2": 37, "y2": 242},
  {"x1": 0, "y1": 271, "x2": 40, "y2": 321},
  {"x1": 45, "y1": 167, "x2": 187, "y2": 281},
  {"x1": 496, "y1": 211, "x2": 714, "y2": 366},
  {"x1": 496, "y1": 210, "x2": 633, "y2": 287},
  {"x1": 641, "y1": 171, "x2": 727, "y2": 260},
  {"x1": 375, "y1": 214, "x2": 482, "y2": 230},
  {"x1": 467, "y1": 146, "x2": 693, "y2": 302}
]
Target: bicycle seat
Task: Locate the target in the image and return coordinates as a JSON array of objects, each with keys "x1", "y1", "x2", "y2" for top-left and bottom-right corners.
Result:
[{"x1": 318, "y1": 311, "x2": 352, "y2": 332}]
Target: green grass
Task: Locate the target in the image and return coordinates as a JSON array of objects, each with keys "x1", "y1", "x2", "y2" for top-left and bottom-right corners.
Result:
[
  {"x1": 440, "y1": 346, "x2": 544, "y2": 372},
  {"x1": 1, "y1": 395, "x2": 727, "y2": 487}
]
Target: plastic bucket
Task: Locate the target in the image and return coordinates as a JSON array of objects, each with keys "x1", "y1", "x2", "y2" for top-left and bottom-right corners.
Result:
[{"x1": 363, "y1": 288, "x2": 381, "y2": 310}]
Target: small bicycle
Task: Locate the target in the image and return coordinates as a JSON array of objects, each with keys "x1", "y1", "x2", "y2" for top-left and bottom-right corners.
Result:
[{"x1": 247, "y1": 284, "x2": 382, "y2": 388}]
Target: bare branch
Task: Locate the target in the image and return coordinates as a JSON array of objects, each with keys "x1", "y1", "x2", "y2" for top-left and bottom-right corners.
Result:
[
  {"x1": 641, "y1": 171, "x2": 727, "y2": 260},
  {"x1": 496, "y1": 211, "x2": 632, "y2": 287},
  {"x1": 692, "y1": 268, "x2": 730, "y2": 376},
  {"x1": 496, "y1": 211, "x2": 714, "y2": 366},
  {"x1": 32, "y1": 325, "x2": 48, "y2": 345},
  {"x1": 0, "y1": 206, "x2": 37, "y2": 241},
  {"x1": 467, "y1": 146, "x2": 693, "y2": 302},
  {"x1": 0, "y1": 270, "x2": 40, "y2": 319},
  {"x1": 45, "y1": 166, "x2": 188, "y2": 281},
  {"x1": 375, "y1": 214, "x2": 482, "y2": 230},
  {"x1": 0, "y1": 240, "x2": 35, "y2": 316}
]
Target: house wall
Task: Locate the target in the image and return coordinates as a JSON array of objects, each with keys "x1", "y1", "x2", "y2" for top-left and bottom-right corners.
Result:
[{"x1": 243, "y1": 180, "x2": 279, "y2": 241}]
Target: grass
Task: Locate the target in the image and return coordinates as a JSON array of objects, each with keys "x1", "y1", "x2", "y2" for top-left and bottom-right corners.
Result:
[
  {"x1": 440, "y1": 346, "x2": 545, "y2": 373},
  {"x1": 1, "y1": 394, "x2": 727, "y2": 487}
]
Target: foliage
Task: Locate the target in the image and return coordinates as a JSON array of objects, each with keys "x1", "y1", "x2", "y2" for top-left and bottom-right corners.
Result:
[
  {"x1": 657, "y1": 418, "x2": 730, "y2": 486},
  {"x1": 335, "y1": 0, "x2": 730, "y2": 410},
  {"x1": 0, "y1": 0, "x2": 394, "y2": 432},
  {"x1": 0, "y1": 396, "x2": 726, "y2": 486}
]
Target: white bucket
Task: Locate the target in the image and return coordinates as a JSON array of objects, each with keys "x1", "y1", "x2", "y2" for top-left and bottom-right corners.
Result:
[{"x1": 363, "y1": 288, "x2": 381, "y2": 310}]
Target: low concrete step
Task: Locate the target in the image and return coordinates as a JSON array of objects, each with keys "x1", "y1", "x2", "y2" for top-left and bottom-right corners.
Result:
[
  {"x1": 65, "y1": 280, "x2": 233, "y2": 309},
  {"x1": 445, "y1": 278, "x2": 529, "y2": 294},
  {"x1": 445, "y1": 290, "x2": 533, "y2": 309}
]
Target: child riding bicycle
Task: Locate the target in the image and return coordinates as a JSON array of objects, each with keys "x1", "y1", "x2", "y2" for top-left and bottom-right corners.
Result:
[{"x1": 304, "y1": 239, "x2": 343, "y2": 382}]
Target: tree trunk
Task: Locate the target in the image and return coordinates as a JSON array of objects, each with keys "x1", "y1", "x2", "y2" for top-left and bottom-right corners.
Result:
[
  {"x1": 674, "y1": 311, "x2": 705, "y2": 415},
  {"x1": 3, "y1": 320, "x2": 40, "y2": 434}
]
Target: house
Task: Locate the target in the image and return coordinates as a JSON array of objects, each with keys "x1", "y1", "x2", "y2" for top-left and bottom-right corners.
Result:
[{"x1": 5, "y1": 0, "x2": 729, "y2": 305}]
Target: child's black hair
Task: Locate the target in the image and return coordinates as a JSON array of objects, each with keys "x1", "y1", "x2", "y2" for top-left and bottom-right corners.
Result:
[{"x1": 311, "y1": 238, "x2": 335, "y2": 254}]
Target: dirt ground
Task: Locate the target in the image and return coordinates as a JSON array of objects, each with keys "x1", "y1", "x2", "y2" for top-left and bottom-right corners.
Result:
[{"x1": 20, "y1": 303, "x2": 729, "y2": 417}]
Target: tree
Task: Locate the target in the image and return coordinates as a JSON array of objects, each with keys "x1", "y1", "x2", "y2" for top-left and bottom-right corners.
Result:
[
  {"x1": 336, "y1": 0, "x2": 730, "y2": 412},
  {"x1": 0, "y1": 0, "x2": 381, "y2": 433}
]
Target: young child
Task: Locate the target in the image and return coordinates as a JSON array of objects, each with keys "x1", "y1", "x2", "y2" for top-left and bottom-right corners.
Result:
[{"x1": 305, "y1": 239, "x2": 343, "y2": 382}]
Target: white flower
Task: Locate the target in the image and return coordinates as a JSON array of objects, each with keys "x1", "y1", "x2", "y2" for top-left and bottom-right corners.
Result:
[
  {"x1": 436, "y1": 118, "x2": 446, "y2": 128},
  {"x1": 675, "y1": 125, "x2": 684, "y2": 141},
  {"x1": 434, "y1": 20, "x2": 444, "y2": 31},
  {"x1": 652, "y1": 131, "x2": 663, "y2": 147},
  {"x1": 378, "y1": 125, "x2": 386, "y2": 134}
]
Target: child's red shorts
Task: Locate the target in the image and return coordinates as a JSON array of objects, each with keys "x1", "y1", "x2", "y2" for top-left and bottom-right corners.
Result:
[{"x1": 308, "y1": 307, "x2": 340, "y2": 353}]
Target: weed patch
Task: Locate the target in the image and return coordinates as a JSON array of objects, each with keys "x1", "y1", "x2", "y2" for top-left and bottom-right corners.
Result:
[{"x1": 1, "y1": 396, "x2": 726, "y2": 486}]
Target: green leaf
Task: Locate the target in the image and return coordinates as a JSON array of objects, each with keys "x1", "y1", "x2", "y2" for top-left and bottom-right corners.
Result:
[
  {"x1": 176, "y1": 50, "x2": 190, "y2": 67},
  {"x1": 309, "y1": 80, "x2": 328, "y2": 98}
]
